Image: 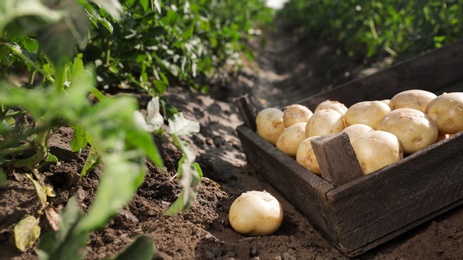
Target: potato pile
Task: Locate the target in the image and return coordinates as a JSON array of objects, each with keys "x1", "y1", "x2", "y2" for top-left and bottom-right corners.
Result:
[{"x1": 256, "y1": 90, "x2": 463, "y2": 176}]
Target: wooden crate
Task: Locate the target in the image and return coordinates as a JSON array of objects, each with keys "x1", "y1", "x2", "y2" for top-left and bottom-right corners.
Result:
[{"x1": 235, "y1": 39, "x2": 463, "y2": 257}]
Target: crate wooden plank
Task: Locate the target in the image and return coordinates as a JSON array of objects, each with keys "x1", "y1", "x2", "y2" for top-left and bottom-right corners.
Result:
[
  {"x1": 310, "y1": 132, "x2": 364, "y2": 187},
  {"x1": 296, "y1": 39, "x2": 463, "y2": 110}
]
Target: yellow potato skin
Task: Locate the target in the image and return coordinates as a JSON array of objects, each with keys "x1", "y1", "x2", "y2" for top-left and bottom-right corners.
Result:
[
  {"x1": 256, "y1": 108, "x2": 285, "y2": 145},
  {"x1": 276, "y1": 122, "x2": 307, "y2": 156},
  {"x1": 314, "y1": 100, "x2": 348, "y2": 115},
  {"x1": 425, "y1": 92, "x2": 463, "y2": 134},
  {"x1": 345, "y1": 101, "x2": 391, "y2": 129},
  {"x1": 389, "y1": 89, "x2": 437, "y2": 112},
  {"x1": 283, "y1": 104, "x2": 313, "y2": 127},
  {"x1": 228, "y1": 191, "x2": 283, "y2": 236},
  {"x1": 341, "y1": 124, "x2": 373, "y2": 144},
  {"x1": 351, "y1": 130, "x2": 403, "y2": 175},
  {"x1": 377, "y1": 108, "x2": 438, "y2": 154},
  {"x1": 296, "y1": 136, "x2": 321, "y2": 175},
  {"x1": 305, "y1": 109, "x2": 345, "y2": 137}
]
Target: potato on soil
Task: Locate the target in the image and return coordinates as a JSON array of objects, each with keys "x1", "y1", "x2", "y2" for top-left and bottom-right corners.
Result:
[
  {"x1": 228, "y1": 190, "x2": 283, "y2": 236},
  {"x1": 389, "y1": 89, "x2": 437, "y2": 112},
  {"x1": 276, "y1": 122, "x2": 307, "y2": 156},
  {"x1": 296, "y1": 136, "x2": 321, "y2": 175},
  {"x1": 377, "y1": 108, "x2": 438, "y2": 154},
  {"x1": 341, "y1": 124, "x2": 373, "y2": 144},
  {"x1": 256, "y1": 108, "x2": 285, "y2": 145},
  {"x1": 283, "y1": 104, "x2": 313, "y2": 127},
  {"x1": 305, "y1": 109, "x2": 345, "y2": 137},
  {"x1": 351, "y1": 130, "x2": 403, "y2": 175},
  {"x1": 425, "y1": 92, "x2": 463, "y2": 134},
  {"x1": 314, "y1": 100, "x2": 348, "y2": 115},
  {"x1": 345, "y1": 101, "x2": 391, "y2": 129}
]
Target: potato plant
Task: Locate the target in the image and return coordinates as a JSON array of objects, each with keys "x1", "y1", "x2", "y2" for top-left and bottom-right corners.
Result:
[{"x1": 0, "y1": 0, "x2": 217, "y2": 257}]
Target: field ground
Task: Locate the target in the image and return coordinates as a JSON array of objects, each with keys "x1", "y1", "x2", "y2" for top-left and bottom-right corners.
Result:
[{"x1": 2, "y1": 23, "x2": 463, "y2": 260}]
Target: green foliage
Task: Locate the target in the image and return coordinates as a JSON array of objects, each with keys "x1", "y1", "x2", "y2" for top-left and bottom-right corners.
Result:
[
  {"x1": 278, "y1": 0, "x2": 463, "y2": 61},
  {"x1": 84, "y1": 0, "x2": 273, "y2": 94}
]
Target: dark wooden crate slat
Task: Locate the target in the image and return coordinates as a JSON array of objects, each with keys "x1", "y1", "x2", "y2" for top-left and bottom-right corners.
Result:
[
  {"x1": 236, "y1": 125, "x2": 338, "y2": 242},
  {"x1": 325, "y1": 132, "x2": 463, "y2": 251},
  {"x1": 295, "y1": 39, "x2": 463, "y2": 110},
  {"x1": 311, "y1": 132, "x2": 364, "y2": 187}
]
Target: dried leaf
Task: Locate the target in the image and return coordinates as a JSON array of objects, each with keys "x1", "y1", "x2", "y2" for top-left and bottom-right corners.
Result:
[
  {"x1": 14, "y1": 215, "x2": 41, "y2": 252},
  {"x1": 44, "y1": 206, "x2": 60, "y2": 231}
]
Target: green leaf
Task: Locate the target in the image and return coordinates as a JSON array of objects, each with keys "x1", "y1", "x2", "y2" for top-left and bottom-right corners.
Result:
[
  {"x1": 0, "y1": 0, "x2": 64, "y2": 35},
  {"x1": 37, "y1": 197, "x2": 88, "y2": 260},
  {"x1": 76, "y1": 152, "x2": 145, "y2": 232},
  {"x1": 113, "y1": 235, "x2": 159, "y2": 260},
  {"x1": 70, "y1": 125, "x2": 88, "y2": 152},
  {"x1": 126, "y1": 130, "x2": 163, "y2": 167},
  {"x1": 153, "y1": 0, "x2": 162, "y2": 13},
  {"x1": 90, "y1": 0, "x2": 123, "y2": 21},
  {"x1": 26, "y1": 173, "x2": 47, "y2": 205},
  {"x1": 14, "y1": 215, "x2": 41, "y2": 252},
  {"x1": 164, "y1": 191, "x2": 185, "y2": 215},
  {"x1": 140, "y1": 0, "x2": 149, "y2": 11},
  {"x1": 168, "y1": 113, "x2": 200, "y2": 136},
  {"x1": 0, "y1": 169, "x2": 6, "y2": 187},
  {"x1": 80, "y1": 146, "x2": 100, "y2": 177}
]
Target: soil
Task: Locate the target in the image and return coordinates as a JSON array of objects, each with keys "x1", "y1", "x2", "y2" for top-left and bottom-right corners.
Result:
[{"x1": 2, "y1": 25, "x2": 463, "y2": 260}]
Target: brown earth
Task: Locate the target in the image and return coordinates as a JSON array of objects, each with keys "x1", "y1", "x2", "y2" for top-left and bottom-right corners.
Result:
[{"x1": 2, "y1": 26, "x2": 463, "y2": 260}]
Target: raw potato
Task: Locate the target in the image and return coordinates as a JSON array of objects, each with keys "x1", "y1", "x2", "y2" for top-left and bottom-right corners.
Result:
[
  {"x1": 296, "y1": 136, "x2": 321, "y2": 175},
  {"x1": 276, "y1": 122, "x2": 307, "y2": 156},
  {"x1": 425, "y1": 92, "x2": 463, "y2": 134},
  {"x1": 341, "y1": 124, "x2": 373, "y2": 144},
  {"x1": 377, "y1": 108, "x2": 438, "y2": 154},
  {"x1": 256, "y1": 108, "x2": 285, "y2": 145},
  {"x1": 228, "y1": 190, "x2": 283, "y2": 236},
  {"x1": 351, "y1": 130, "x2": 403, "y2": 175},
  {"x1": 314, "y1": 100, "x2": 348, "y2": 115},
  {"x1": 389, "y1": 89, "x2": 437, "y2": 112},
  {"x1": 283, "y1": 104, "x2": 313, "y2": 127},
  {"x1": 345, "y1": 101, "x2": 391, "y2": 129},
  {"x1": 305, "y1": 109, "x2": 345, "y2": 137}
]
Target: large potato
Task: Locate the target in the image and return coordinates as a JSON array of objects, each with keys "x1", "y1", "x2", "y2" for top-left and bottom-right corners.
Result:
[
  {"x1": 389, "y1": 89, "x2": 437, "y2": 112},
  {"x1": 256, "y1": 108, "x2": 285, "y2": 145},
  {"x1": 276, "y1": 122, "x2": 307, "y2": 156},
  {"x1": 305, "y1": 109, "x2": 345, "y2": 137},
  {"x1": 425, "y1": 92, "x2": 463, "y2": 134},
  {"x1": 229, "y1": 190, "x2": 283, "y2": 236},
  {"x1": 341, "y1": 124, "x2": 373, "y2": 144},
  {"x1": 296, "y1": 136, "x2": 321, "y2": 175},
  {"x1": 314, "y1": 100, "x2": 348, "y2": 115},
  {"x1": 377, "y1": 108, "x2": 438, "y2": 154},
  {"x1": 345, "y1": 101, "x2": 391, "y2": 129},
  {"x1": 283, "y1": 104, "x2": 313, "y2": 127},
  {"x1": 351, "y1": 130, "x2": 403, "y2": 175}
]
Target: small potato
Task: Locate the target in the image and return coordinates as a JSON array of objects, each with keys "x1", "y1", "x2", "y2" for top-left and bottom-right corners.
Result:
[
  {"x1": 377, "y1": 108, "x2": 438, "y2": 154},
  {"x1": 341, "y1": 124, "x2": 373, "y2": 144},
  {"x1": 345, "y1": 101, "x2": 391, "y2": 129},
  {"x1": 256, "y1": 108, "x2": 285, "y2": 145},
  {"x1": 351, "y1": 130, "x2": 403, "y2": 175},
  {"x1": 276, "y1": 122, "x2": 307, "y2": 156},
  {"x1": 283, "y1": 104, "x2": 313, "y2": 127},
  {"x1": 389, "y1": 89, "x2": 437, "y2": 112},
  {"x1": 425, "y1": 92, "x2": 463, "y2": 134},
  {"x1": 229, "y1": 190, "x2": 283, "y2": 236},
  {"x1": 381, "y1": 99, "x2": 391, "y2": 106},
  {"x1": 305, "y1": 109, "x2": 345, "y2": 137},
  {"x1": 296, "y1": 136, "x2": 321, "y2": 175},
  {"x1": 314, "y1": 100, "x2": 348, "y2": 115}
]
